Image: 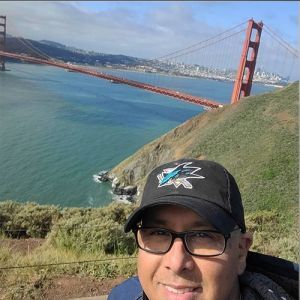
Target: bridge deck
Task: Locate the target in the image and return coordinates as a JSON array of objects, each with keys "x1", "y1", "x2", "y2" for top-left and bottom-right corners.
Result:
[{"x1": 0, "y1": 51, "x2": 223, "y2": 109}]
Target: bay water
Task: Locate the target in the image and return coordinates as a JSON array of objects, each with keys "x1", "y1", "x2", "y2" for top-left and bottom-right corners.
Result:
[{"x1": 0, "y1": 63, "x2": 275, "y2": 207}]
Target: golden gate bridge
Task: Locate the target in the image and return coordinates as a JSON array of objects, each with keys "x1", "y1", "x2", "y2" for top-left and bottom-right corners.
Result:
[{"x1": 0, "y1": 17, "x2": 298, "y2": 109}]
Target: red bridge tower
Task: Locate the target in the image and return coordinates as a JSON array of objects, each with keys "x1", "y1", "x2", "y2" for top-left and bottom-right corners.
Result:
[
  {"x1": 0, "y1": 15, "x2": 6, "y2": 71},
  {"x1": 231, "y1": 19, "x2": 263, "y2": 104}
]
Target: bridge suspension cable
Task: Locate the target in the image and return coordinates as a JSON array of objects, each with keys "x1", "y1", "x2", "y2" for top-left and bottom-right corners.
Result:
[
  {"x1": 7, "y1": 20, "x2": 54, "y2": 61},
  {"x1": 254, "y1": 22, "x2": 299, "y2": 83},
  {"x1": 14, "y1": 36, "x2": 53, "y2": 60},
  {"x1": 263, "y1": 24, "x2": 299, "y2": 58},
  {"x1": 19, "y1": 37, "x2": 53, "y2": 60},
  {"x1": 155, "y1": 20, "x2": 248, "y2": 61},
  {"x1": 160, "y1": 28, "x2": 246, "y2": 61},
  {"x1": 147, "y1": 21, "x2": 248, "y2": 94}
]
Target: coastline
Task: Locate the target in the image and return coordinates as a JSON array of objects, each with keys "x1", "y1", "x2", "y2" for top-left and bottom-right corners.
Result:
[
  {"x1": 87, "y1": 64, "x2": 287, "y2": 88},
  {"x1": 6, "y1": 60, "x2": 286, "y2": 88}
]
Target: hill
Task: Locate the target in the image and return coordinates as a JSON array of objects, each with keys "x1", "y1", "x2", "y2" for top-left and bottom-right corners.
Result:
[
  {"x1": 5, "y1": 37, "x2": 144, "y2": 66},
  {"x1": 112, "y1": 82, "x2": 299, "y2": 214}
]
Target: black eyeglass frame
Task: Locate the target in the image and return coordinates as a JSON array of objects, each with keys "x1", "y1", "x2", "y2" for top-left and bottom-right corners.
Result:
[{"x1": 133, "y1": 226, "x2": 241, "y2": 257}]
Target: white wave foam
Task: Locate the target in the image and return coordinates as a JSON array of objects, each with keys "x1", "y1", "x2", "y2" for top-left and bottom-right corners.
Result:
[
  {"x1": 88, "y1": 196, "x2": 94, "y2": 206},
  {"x1": 93, "y1": 174, "x2": 102, "y2": 183}
]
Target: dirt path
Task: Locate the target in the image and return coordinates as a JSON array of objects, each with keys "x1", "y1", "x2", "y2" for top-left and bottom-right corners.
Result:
[{"x1": 43, "y1": 275, "x2": 126, "y2": 299}]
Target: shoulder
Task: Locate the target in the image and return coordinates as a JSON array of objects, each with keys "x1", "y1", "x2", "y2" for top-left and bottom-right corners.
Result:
[
  {"x1": 108, "y1": 276, "x2": 143, "y2": 300},
  {"x1": 246, "y1": 251, "x2": 299, "y2": 299}
]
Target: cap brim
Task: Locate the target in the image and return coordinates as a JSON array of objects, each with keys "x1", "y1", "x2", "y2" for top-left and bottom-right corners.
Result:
[{"x1": 124, "y1": 195, "x2": 237, "y2": 234}]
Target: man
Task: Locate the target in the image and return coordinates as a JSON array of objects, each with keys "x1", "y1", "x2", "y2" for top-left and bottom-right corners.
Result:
[{"x1": 108, "y1": 159, "x2": 298, "y2": 300}]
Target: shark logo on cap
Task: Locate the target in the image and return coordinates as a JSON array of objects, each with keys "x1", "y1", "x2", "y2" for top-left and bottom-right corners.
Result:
[{"x1": 157, "y1": 162, "x2": 205, "y2": 189}]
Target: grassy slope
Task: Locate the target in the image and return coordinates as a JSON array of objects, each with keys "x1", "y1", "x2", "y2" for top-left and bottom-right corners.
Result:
[{"x1": 113, "y1": 82, "x2": 299, "y2": 213}]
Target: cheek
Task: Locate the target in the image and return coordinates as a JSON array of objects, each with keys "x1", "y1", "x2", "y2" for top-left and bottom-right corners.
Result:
[
  {"x1": 138, "y1": 250, "x2": 157, "y2": 273},
  {"x1": 199, "y1": 254, "x2": 240, "y2": 296},
  {"x1": 137, "y1": 251, "x2": 161, "y2": 294}
]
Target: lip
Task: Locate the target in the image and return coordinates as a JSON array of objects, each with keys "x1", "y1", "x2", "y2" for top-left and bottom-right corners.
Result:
[{"x1": 159, "y1": 283, "x2": 202, "y2": 300}]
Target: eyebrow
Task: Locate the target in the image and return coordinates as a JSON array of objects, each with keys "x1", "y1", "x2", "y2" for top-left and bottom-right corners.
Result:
[{"x1": 143, "y1": 217, "x2": 213, "y2": 229}]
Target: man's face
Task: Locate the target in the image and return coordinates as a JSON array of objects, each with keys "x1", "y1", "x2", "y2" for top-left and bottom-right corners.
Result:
[{"x1": 137, "y1": 204, "x2": 252, "y2": 300}]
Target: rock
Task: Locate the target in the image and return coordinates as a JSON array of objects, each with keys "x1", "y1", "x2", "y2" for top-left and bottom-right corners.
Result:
[
  {"x1": 113, "y1": 187, "x2": 123, "y2": 195},
  {"x1": 113, "y1": 194, "x2": 134, "y2": 204},
  {"x1": 108, "y1": 172, "x2": 115, "y2": 181},
  {"x1": 112, "y1": 181, "x2": 137, "y2": 201},
  {"x1": 97, "y1": 170, "x2": 110, "y2": 182},
  {"x1": 123, "y1": 185, "x2": 137, "y2": 196},
  {"x1": 112, "y1": 177, "x2": 120, "y2": 189},
  {"x1": 121, "y1": 168, "x2": 135, "y2": 185}
]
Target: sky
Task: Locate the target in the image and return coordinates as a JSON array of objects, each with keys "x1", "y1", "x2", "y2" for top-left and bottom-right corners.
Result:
[{"x1": 0, "y1": 1, "x2": 298, "y2": 60}]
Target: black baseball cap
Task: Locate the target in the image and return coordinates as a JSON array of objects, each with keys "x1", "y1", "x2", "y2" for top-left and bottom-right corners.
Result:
[{"x1": 124, "y1": 159, "x2": 246, "y2": 234}]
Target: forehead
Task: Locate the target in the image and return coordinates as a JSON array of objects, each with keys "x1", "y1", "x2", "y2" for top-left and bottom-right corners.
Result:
[{"x1": 141, "y1": 204, "x2": 215, "y2": 230}]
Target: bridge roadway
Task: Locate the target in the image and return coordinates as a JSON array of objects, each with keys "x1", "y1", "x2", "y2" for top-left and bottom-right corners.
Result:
[{"x1": 0, "y1": 51, "x2": 223, "y2": 109}]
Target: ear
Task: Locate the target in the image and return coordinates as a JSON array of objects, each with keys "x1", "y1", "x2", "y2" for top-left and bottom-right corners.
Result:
[{"x1": 237, "y1": 232, "x2": 253, "y2": 275}]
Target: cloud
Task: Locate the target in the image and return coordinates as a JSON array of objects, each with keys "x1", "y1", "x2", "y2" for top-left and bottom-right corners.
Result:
[
  {"x1": 0, "y1": 0, "x2": 297, "y2": 73},
  {"x1": 0, "y1": 1, "x2": 219, "y2": 59}
]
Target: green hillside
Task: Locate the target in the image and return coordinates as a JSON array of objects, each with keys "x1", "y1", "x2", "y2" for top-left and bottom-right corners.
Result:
[{"x1": 113, "y1": 82, "x2": 299, "y2": 214}]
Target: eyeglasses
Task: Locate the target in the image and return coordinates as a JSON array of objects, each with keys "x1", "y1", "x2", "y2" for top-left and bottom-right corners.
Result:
[{"x1": 133, "y1": 226, "x2": 240, "y2": 257}]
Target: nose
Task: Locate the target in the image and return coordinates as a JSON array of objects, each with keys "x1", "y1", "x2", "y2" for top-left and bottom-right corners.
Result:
[{"x1": 163, "y1": 237, "x2": 194, "y2": 273}]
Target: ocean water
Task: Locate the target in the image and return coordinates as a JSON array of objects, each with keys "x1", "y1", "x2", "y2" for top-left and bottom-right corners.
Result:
[{"x1": 0, "y1": 63, "x2": 275, "y2": 207}]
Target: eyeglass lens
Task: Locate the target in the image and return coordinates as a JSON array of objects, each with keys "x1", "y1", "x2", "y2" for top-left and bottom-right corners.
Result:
[{"x1": 136, "y1": 227, "x2": 226, "y2": 256}]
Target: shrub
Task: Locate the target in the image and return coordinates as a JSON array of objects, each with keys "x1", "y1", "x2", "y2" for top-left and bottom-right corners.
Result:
[
  {"x1": 245, "y1": 209, "x2": 298, "y2": 261},
  {"x1": 0, "y1": 200, "x2": 61, "y2": 238},
  {"x1": 47, "y1": 202, "x2": 137, "y2": 255}
]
